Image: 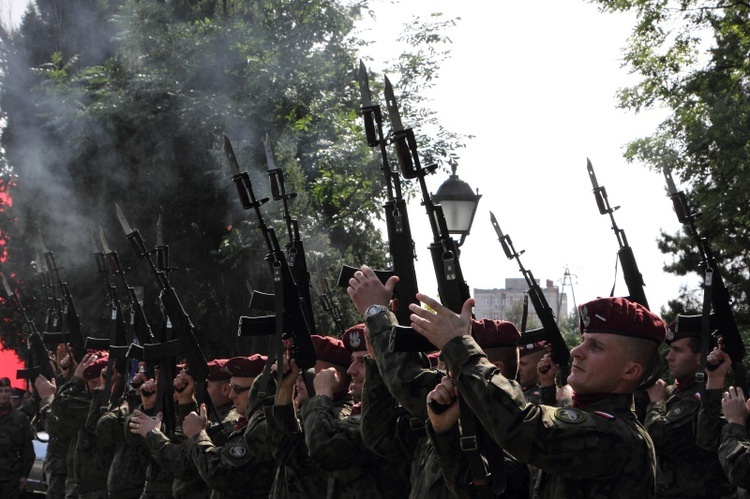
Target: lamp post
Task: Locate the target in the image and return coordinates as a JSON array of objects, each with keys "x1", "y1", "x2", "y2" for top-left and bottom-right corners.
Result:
[{"x1": 431, "y1": 161, "x2": 482, "y2": 246}]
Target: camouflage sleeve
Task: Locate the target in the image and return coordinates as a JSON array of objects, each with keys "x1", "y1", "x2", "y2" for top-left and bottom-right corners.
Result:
[
  {"x1": 50, "y1": 377, "x2": 90, "y2": 430},
  {"x1": 441, "y1": 335, "x2": 648, "y2": 478},
  {"x1": 426, "y1": 423, "x2": 471, "y2": 499},
  {"x1": 643, "y1": 400, "x2": 669, "y2": 447},
  {"x1": 20, "y1": 413, "x2": 36, "y2": 478},
  {"x1": 718, "y1": 422, "x2": 750, "y2": 489},
  {"x1": 145, "y1": 430, "x2": 197, "y2": 480},
  {"x1": 264, "y1": 402, "x2": 313, "y2": 468},
  {"x1": 95, "y1": 404, "x2": 127, "y2": 448},
  {"x1": 300, "y1": 395, "x2": 373, "y2": 470},
  {"x1": 361, "y1": 357, "x2": 418, "y2": 462},
  {"x1": 365, "y1": 312, "x2": 444, "y2": 421},
  {"x1": 697, "y1": 389, "x2": 726, "y2": 452},
  {"x1": 186, "y1": 429, "x2": 262, "y2": 492}
]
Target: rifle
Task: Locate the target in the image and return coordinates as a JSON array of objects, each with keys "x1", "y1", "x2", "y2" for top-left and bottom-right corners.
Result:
[
  {"x1": 114, "y1": 203, "x2": 216, "y2": 431},
  {"x1": 224, "y1": 134, "x2": 317, "y2": 388},
  {"x1": 316, "y1": 278, "x2": 346, "y2": 336},
  {"x1": 337, "y1": 61, "x2": 421, "y2": 328},
  {"x1": 38, "y1": 231, "x2": 86, "y2": 362},
  {"x1": 34, "y1": 253, "x2": 61, "y2": 334},
  {"x1": 1, "y1": 272, "x2": 57, "y2": 383},
  {"x1": 490, "y1": 212, "x2": 571, "y2": 377},
  {"x1": 90, "y1": 229, "x2": 129, "y2": 406},
  {"x1": 662, "y1": 166, "x2": 747, "y2": 391},
  {"x1": 587, "y1": 159, "x2": 650, "y2": 309},
  {"x1": 264, "y1": 133, "x2": 318, "y2": 335}
]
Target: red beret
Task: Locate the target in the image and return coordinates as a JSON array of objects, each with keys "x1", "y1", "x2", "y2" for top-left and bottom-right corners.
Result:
[
  {"x1": 579, "y1": 297, "x2": 665, "y2": 344},
  {"x1": 518, "y1": 339, "x2": 548, "y2": 357},
  {"x1": 207, "y1": 359, "x2": 231, "y2": 381},
  {"x1": 82, "y1": 352, "x2": 109, "y2": 380},
  {"x1": 311, "y1": 335, "x2": 351, "y2": 368},
  {"x1": 472, "y1": 319, "x2": 521, "y2": 348},
  {"x1": 342, "y1": 323, "x2": 367, "y2": 353},
  {"x1": 222, "y1": 354, "x2": 266, "y2": 378},
  {"x1": 666, "y1": 313, "x2": 718, "y2": 345}
]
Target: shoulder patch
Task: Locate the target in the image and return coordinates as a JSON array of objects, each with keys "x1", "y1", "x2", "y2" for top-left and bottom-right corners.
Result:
[
  {"x1": 228, "y1": 445, "x2": 247, "y2": 458},
  {"x1": 592, "y1": 410, "x2": 615, "y2": 420},
  {"x1": 692, "y1": 392, "x2": 701, "y2": 402},
  {"x1": 554, "y1": 408, "x2": 587, "y2": 424}
]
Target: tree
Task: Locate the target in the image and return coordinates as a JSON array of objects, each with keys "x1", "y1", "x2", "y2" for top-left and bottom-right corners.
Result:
[
  {"x1": 0, "y1": 0, "x2": 461, "y2": 358},
  {"x1": 589, "y1": 1, "x2": 750, "y2": 334}
]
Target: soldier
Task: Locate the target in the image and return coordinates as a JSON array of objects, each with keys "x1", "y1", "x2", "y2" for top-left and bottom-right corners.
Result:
[
  {"x1": 716, "y1": 385, "x2": 750, "y2": 491},
  {"x1": 0, "y1": 376, "x2": 35, "y2": 499},
  {"x1": 51, "y1": 351, "x2": 116, "y2": 499},
  {"x1": 179, "y1": 354, "x2": 275, "y2": 499},
  {"x1": 516, "y1": 340, "x2": 551, "y2": 405},
  {"x1": 645, "y1": 314, "x2": 733, "y2": 498},
  {"x1": 130, "y1": 359, "x2": 238, "y2": 499},
  {"x1": 300, "y1": 323, "x2": 411, "y2": 497},
  {"x1": 347, "y1": 265, "x2": 665, "y2": 497},
  {"x1": 266, "y1": 334, "x2": 352, "y2": 498}
]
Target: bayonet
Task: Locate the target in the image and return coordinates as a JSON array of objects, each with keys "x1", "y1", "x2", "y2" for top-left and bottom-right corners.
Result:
[
  {"x1": 115, "y1": 203, "x2": 134, "y2": 235},
  {"x1": 384, "y1": 76, "x2": 405, "y2": 132},
  {"x1": 99, "y1": 226, "x2": 113, "y2": 255},
  {"x1": 358, "y1": 60, "x2": 373, "y2": 108},
  {"x1": 223, "y1": 134, "x2": 242, "y2": 177},
  {"x1": 264, "y1": 133, "x2": 279, "y2": 172},
  {"x1": 663, "y1": 165, "x2": 680, "y2": 197},
  {"x1": 156, "y1": 214, "x2": 164, "y2": 247},
  {"x1": 1, "y1": 272, "x2": 13, "y2": 297}
]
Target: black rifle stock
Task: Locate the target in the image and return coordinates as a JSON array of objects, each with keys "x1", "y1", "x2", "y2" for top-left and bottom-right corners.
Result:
[
  {"x1": 337, "y1": 61, "x2": 421, "y2": 328},
  {"x1": 490, "y1": 212, "x2": 571, "y2": 375},
  {"x1": 587, "y1": 159, "x2": 649, "y2": 309},
  {"x1": 663, "y1": 166, "x2": 747, "y2": 391},
  {"x1": 223, "y1": 135, "x2": 317, "y2": 372}
]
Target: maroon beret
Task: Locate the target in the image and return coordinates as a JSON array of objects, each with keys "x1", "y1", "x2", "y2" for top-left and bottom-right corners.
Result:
[
  {"x1": 342, "y1": 323, "x2": 367, "y2": 353},
  {"x1": 223, "y1": 354, "x2": 266, "y2": 378},
  {"x1": 518, "y1": 339, "x2": 548, "y2": 358},
  {"x1": 579, "y1": 297, "x2": 665, "y2": 344},
  {"x1": 207, "y1": 358, "x2": 231, "y2": 381},
  {"x1": 666, "y1": 313, "x2": 718, "y2": 345},
  {"x1": 311, "y1": 335, "x2": 351, "y2": 368},
  {"x1": 472, "y1": 319, "x2": 521, "y2": 348},
  {"x1": 82, "y1": 352, "x2": 109, "y2": 380},
  {"x1": 0, "y1": 377, "x2": 10, "y2": 388}
]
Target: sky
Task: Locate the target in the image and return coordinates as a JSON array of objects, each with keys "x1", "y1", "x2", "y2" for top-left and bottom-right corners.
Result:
[{"x1": 0, "y1": 0, "x2": 699, "y2": 316}]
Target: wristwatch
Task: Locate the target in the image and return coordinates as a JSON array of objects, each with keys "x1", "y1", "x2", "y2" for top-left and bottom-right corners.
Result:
[
  {"x1": 364, "y1": 304, "x2": 389, "y2": 319},
  {"x1": 147, "y1": 428, "x2": 161, "y2": 437}
]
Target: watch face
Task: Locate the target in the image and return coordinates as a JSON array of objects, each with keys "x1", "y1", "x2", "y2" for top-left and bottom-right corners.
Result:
[{"x1": 366, "y1": 305, "x2": 387, "y2": 316}]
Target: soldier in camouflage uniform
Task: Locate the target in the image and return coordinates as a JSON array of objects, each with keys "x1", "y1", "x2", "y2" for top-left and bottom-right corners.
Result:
[
  {"x1": 645, "y1": 314, "x2": 733, "y2": 498},
  {"x1": 348, "y1": 265, "x2": 665, "y2": 498},
  {"x1": 697, "y1": 341, "x2": 747, "y2": 495},
  {"x1": 301, "y1": 323, "x2": 411, "y2": 498},
  {"x1": 182, "y1": 354, "x2": 275, "y2": 499},
  {"x1": 51, "y1": 351, "x2": 116, "y2": 499},
  {"x1": 517, "y1": 339, "x2": 554, "y2": 405},
  {"x1": 130, "y1": 359, "x2": 238, "y2": 499},
  {"x1": 266, "y1": 334, "x2": 353, "y2": 498},
  {"x1": 96, "y1": 369, "x2": 150, "y2": 499},
  {"x1": 0, "y1": 376, "x2": 35, "y2": 499}
]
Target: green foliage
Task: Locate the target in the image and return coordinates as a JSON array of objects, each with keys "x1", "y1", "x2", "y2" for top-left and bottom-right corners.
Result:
[
  {"x1": 0, "y1": 0, "x2": 459, "y2": 358},
  {"x1": 589, "y1": 1, "x2": 750, "y2": 340}
]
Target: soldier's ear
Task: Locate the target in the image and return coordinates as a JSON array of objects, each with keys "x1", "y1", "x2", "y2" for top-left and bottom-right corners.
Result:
[{"x1": 621, "y1": 361, "x2": 644, "y2": 383}]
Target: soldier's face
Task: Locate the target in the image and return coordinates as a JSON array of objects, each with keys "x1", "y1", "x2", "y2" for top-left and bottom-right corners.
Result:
[
  {"x1": 568, "y1": 333, "x2": 632, "y2": 394},
  {"x1": 517, "y1": 351, "x2": 544, "y2": 387},
  {"x1": 228, "y1": 376, "x2": 253, "y2": 416},
  {"x1": 666, "y1": 337, "x2": 701, "y2": 380},
  {"x1": 346, "y1": 351, "x2": 367, "y2": 402},
  {"x1": 0, "y1": 386, "x2": 11, "y2": 407}
]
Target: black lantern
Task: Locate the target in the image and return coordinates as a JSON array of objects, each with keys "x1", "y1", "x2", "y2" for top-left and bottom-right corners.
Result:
[{"x1": 431, "y1": 161, "x2": 482, "y2": 246}]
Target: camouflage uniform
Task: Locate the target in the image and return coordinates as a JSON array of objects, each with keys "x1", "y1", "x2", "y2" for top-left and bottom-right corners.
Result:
[
  {"x1": 422, "y1": 326, "x2": 656, "y2": 499},
  {"x1": 96, "y1": 397, "x2": 149, "y2": 499},
  {"x1": 301, "y1": 391, "x2": 411, "y2": 499},
  {"x1": 366, "y1": 312, "x2": 520, "y2": 498},
  {"x1": 51, "y1": 378, "x2": 115, "y2": 499},
  {"x1": 186, "y1": 389, "x2": 275, "y2": 499},
  {"x1": 37, "y1": 387, "x2": 77, "y2": 499},
  {"x1": 142, "y1": 400, "x2": 236, "y2": 499},
  {"x1": 360, "y1": 357, "x2": 443, "y2": 499},
  {"x1": 645, "y1": 382, "x2": 733, "y2": 498},
  {"x1": 0, "y1": 404, "x2": 35, "y2": 499},
  {"x1": 124, "y1": 405, "x2": 175, "y2": 499}
]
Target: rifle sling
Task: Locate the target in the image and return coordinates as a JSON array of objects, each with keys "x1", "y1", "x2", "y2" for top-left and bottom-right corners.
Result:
[{"x1": 458, "y1": 395, "x2": 506, "y2": 496}]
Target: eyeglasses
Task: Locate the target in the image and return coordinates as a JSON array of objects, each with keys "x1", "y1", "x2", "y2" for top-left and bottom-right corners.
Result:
[{"x1": 229, "y1": 383, "x2": 252, "y2": 395}]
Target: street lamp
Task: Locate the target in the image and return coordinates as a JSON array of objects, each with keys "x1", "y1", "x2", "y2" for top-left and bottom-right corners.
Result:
[{"x1": 431, "y1": 161, "x2": 482, "y2": 246}]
